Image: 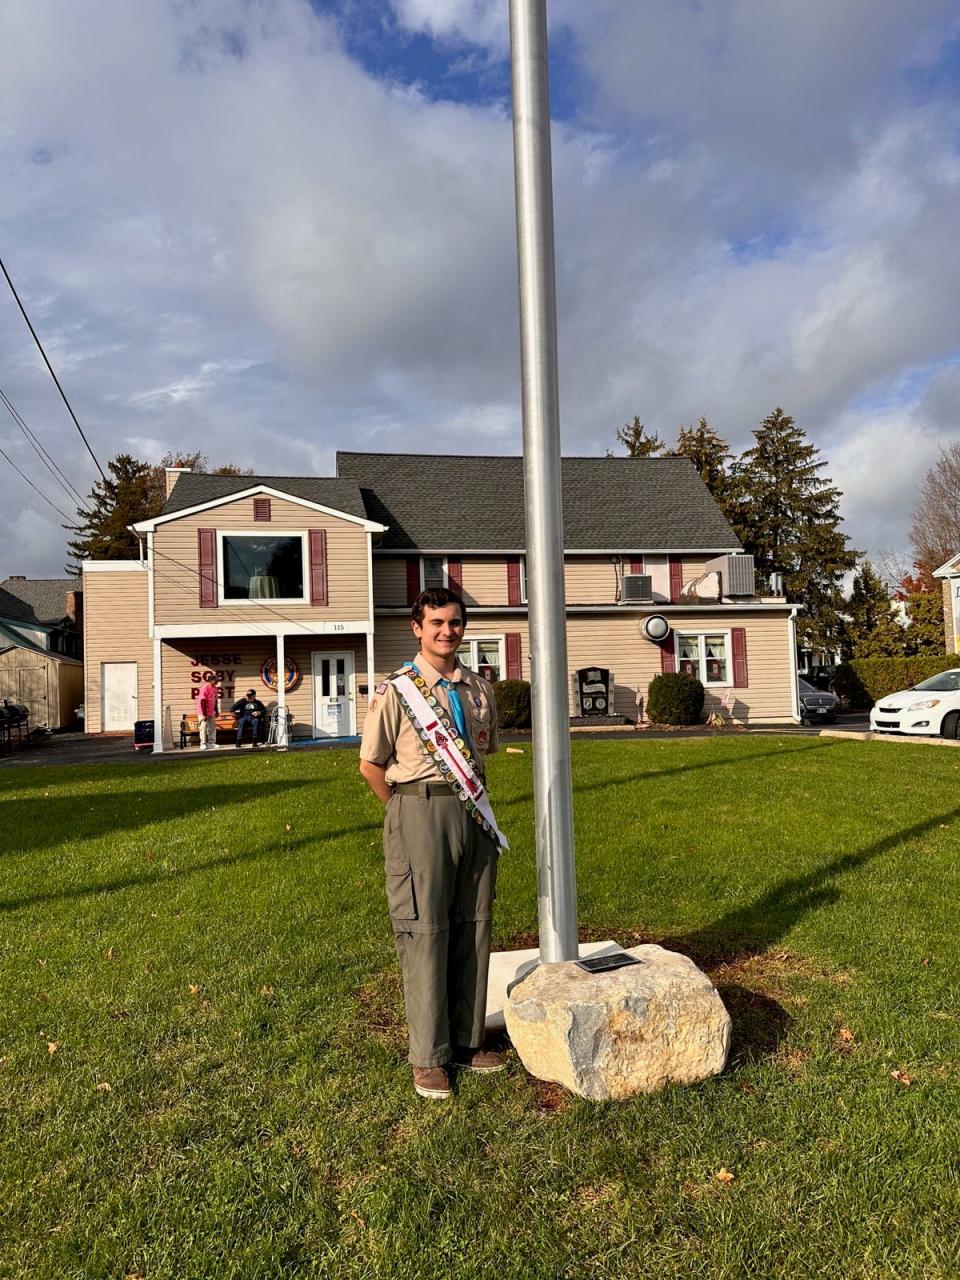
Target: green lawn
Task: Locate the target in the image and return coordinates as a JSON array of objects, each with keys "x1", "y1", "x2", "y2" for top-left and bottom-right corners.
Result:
[{"x1": 1, "y1": 737, "x2": 959, "y2": 1279}]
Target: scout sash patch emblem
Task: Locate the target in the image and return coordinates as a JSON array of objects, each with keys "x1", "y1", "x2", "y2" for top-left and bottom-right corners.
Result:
[{"x1": 390, "y1": 671, "x2": 509, "y2": 850}]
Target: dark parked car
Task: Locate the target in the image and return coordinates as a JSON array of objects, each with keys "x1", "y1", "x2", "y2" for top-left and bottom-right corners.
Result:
[{"x1": 798, "y1": 678, "x2": 838, "y2": 724}]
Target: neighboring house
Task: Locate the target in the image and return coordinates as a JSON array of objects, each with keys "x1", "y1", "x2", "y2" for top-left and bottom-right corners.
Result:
[
  {"x1": 0, "y1": 576, "x2": 83, "y2": 657},
  {"x1": 81, "y1": 455, "x2": 800, "y2": 748},
  {"x1": 933, "y1": 554, "x2": 960, "y2": 655},
  {"x1": 0, "y1": 577, "x2": 85, "y2": 731}
]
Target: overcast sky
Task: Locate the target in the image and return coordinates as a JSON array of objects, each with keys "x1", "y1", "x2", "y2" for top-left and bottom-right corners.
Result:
[{"x1": 2, "y1": 0, "x2": 959, "y2": 579}]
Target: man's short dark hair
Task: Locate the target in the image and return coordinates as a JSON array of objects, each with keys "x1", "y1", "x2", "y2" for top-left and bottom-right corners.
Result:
[
  {"x1": 246, "y1": 689, "x2": 256, "y2": 697},
  {"x1": 412, "y1": 587, "x2": 468, "y2": 628}
]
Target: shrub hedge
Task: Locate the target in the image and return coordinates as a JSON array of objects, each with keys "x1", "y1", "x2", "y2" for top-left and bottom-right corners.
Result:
[
  {"x1": 646, "y1": 672, "x2": 705, "y2": 725},
  {"x1": 834, "y1": 654, "x2": 960, "y2": 710},
  {"x1": 492, "y1": 679, "x2": 532, "y2": 729}
]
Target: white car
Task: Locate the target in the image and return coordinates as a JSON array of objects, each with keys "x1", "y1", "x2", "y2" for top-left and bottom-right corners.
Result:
[{"x1": 869, "y1": 669, "x2": 960, "y2": 738}]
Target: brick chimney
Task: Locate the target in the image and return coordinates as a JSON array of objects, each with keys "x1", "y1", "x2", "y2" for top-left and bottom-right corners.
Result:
[
  {"x1": 66, "y1": 589, "x2": 84, "y2": 657},
  {"x1": 165, "y1": 467, "x2": 191, "y2": 498}
]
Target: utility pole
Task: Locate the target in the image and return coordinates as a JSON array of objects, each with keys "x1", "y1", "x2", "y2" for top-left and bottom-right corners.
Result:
[{"x1": 508, "y1": 0, "x2": 578, "y2": 962}]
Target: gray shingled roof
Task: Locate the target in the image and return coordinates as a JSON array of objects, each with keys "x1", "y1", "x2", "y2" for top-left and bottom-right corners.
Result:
[
  {"x1": 162, "y1": 473, "x2": 370, "y2": 521},
  {"x1": 336, "y1": 452, "x2": 741, "y2": 551},
  {"x1": 0, "y1": 578, "x2": 78, "y2": 626}
]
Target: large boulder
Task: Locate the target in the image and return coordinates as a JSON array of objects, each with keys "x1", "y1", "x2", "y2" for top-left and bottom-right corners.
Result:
[{"x1": 504, "y1": 944, "x2": 731, "y2": 1100}]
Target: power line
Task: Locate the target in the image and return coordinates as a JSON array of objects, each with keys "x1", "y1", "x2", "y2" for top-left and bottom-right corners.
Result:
[
  {"x1": 0, "y1": 255, "x2": 108, "y2": 483},
  {"x1": 0, "y1": 387, "x2": 90, "y2": 511},
  {"x1": 0, "y1": 445, "x2": 74, "y2": 521}
]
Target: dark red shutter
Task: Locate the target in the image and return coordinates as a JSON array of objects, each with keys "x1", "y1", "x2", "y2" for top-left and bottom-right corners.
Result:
[
  {"x1": 198, "y1": 529, "x2": 217, "y2": 608},
  {"x1": 505, "y1": 632, "x2": 522, "y2": 680},
  {"x1": 732, "y1": 627, "x2": 749, "y2": 688},
  {"x1": 507, "y1": 557, "x2": 521, "y2": 606},
  {"x1": 660, "y1": 640, "x2": 676, "y2": 674},
  {"x1": 309, "y1": 530, "x2": 328, "y2": 606},
  {"x1": 406, "y1": 557, "x2": 421, "y2": 606},
  {"x1": 447, "y1": 558, "x2": 462, "y2": 589},
  {"x1": 630, "y1": 557, "x2": 644, "y2": 574},
  {"x1": 669, "y1": 556, "x2": 683, "y2": 603},
  {"x1": 253, "y1": 497, "x2": 271, "y2": 522}
]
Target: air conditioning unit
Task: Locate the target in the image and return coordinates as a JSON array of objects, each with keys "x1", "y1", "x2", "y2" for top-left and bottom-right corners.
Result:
[
  {"x1": 621, "y1": 574, "x2": 653, "y2": 603},
  {"x1": 703, "y1": 553, "x2": 755, "y2": 597}
]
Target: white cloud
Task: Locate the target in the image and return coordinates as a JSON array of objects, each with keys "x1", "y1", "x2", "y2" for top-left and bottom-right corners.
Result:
[{"x1": 1, "y1": 0, "x2": 959, "y2": 581}]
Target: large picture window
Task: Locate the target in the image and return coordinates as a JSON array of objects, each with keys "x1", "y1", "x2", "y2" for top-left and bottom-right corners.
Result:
[
  {"x1": 458, "y1": 636, "x2": 504, "y2": 682},
  {"x1": 676, "y1": 632, "x2": 730, "y2": 686},
  {"x1": 220, "y1": 533, "x2": 306, "y2": 602}
]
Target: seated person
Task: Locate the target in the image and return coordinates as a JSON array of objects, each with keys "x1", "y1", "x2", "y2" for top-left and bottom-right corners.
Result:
[{"x1": 232, "y1": 689, "x2": 267, "y2": 747}]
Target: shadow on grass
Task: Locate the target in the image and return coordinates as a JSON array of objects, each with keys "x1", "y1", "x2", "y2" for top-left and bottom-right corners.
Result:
[
  {"x1": 0, "y1": 779, "x2": 317, "y2": 856},
  {"x1": 0, "y1": 820, "x2": 382, "y2": 914},
  {"x1": 497, "y1": 737, "x2": 837, "y2": 809}
]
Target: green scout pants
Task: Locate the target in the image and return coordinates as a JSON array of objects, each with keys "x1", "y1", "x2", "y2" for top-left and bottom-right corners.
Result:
[{"x1": 383, "y1": 786, "x2": 499, "y2": 1068}]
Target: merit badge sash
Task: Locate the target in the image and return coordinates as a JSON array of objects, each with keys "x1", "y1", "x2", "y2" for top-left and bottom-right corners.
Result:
[{"x1": 390, "y1": 671, "x2": 509, "y2": 850}]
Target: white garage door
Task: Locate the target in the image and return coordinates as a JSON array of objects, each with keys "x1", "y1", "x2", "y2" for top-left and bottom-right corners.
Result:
[{"x1": 102, "y1": 662, "x2": 137, "y2": 731}]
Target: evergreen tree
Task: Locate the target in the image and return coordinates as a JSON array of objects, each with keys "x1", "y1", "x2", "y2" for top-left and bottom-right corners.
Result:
[
  {"x1": 904, "y1": 590, "x2": 945, "y2": 656},
  {"x1": 844, "y1": 561, "x2": 905, "y2": 659},
  {"x1": 65, "y1": 454, "x2": 156, "y2": 570},
  {"x1": 66, "y1": 451, "x2": 252, "y2": 570},
  {"x1": 673, "y1": 417, "x2": 730, "y2": 503},
  {"x1": 612, "y1": 417, "x2": 665, "y2": 458},
  {"x1": 727, "y1": 407, "x2": 857, "y2": 653}
]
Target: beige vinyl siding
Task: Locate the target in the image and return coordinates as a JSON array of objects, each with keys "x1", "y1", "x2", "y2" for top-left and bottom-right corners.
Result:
[
  {"x1": 152, "y1": 496, "x2": 370, "y2": 626},
  {"x1": 367, "y1": 608, "x2": 794, "y2": 729},
  {"x1": 82, "y1": 567, "x2": 152, "y2": 732},
  {"x1": 681, "y1": 556, "x2": 716, "y2": 586},
  {"x1": 461, "y1": 557, "x2": 511, "y2": 607},
  {"x1": 159, "y1": 634, "x2": 367, "y2": 740},
  {"x1": 373, "y1": 558, "x2": 408, "y2": 608},
  {"x1": 564, "y1": 557, "x2": 618, "y2": 604}
]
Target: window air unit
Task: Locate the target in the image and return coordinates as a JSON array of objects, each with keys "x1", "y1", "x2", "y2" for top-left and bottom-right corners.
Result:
[
  {"x1": 703, "y1": 553, "x2": 755, "y2": 597},
  {"x1": 621, "y1": 574, "x2": 653, "y2": 603}
]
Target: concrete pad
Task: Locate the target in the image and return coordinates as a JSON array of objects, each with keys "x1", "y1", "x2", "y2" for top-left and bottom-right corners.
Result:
[{"x1": 485, "y1": 940, "x2": 620, "y2": 1034}]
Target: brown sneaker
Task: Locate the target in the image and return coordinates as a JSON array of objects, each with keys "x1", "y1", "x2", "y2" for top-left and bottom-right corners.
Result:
[
  {"x1": 412, "y1": 1065, "x2": 452, "y2": 1099},
  {"x1": 452, "y1": 1046, "x2": 507, "y2": 1073}
]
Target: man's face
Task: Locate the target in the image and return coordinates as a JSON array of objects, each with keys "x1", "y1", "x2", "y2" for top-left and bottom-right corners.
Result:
[{"x1": 412, "y1": 604, "x2": 464, "y2": 666}]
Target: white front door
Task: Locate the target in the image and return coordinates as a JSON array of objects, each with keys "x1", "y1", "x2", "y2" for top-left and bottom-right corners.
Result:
[
  {"x1": 102, "y1": 662, "x2": 138, "y2": 730},
  {"x1": 312, "y1": 651, "x2": 355, "y2": 738}
]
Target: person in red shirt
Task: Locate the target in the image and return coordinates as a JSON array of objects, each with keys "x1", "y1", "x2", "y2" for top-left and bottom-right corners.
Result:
[{"x1": 196, "y1": 676, "x2": 222, "y2": 750}]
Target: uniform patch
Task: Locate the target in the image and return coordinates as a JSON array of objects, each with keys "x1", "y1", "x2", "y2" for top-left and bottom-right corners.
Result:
[
  {"x1": 473, "y1": 695, "x2": 483, "y2": 708},
  {"x1": 375, "y1": 681, "x2": 388, "y2": 695},
  {"x1": 477, "y1": 729, "x2": 488, "y2": 745},
  {"x1": 370, "y1": 698, "x2": 378, "y2": 710}
]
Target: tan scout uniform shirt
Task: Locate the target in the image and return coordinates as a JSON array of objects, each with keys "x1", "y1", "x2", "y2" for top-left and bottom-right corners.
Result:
[{"x1": 360, "y1": 655, "x2": 500, "y2": 785}]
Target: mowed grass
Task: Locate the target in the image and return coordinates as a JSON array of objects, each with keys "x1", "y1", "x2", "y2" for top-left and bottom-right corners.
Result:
[{"x1": 1, "y1": 736, "x2": 959, "y2": 1280}]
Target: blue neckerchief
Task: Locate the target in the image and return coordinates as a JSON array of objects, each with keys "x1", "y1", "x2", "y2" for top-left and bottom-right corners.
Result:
[{"x1": 409, "y1": 663, "x2": 471, "y2": 745}]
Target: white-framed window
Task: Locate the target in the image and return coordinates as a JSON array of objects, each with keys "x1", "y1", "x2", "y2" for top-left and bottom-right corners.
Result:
[
  {"x1": 217, "y1": 530, "x2": 308, "y2": 604},
  {"x1": 421, "y1": 556, "x2": 448, "y2": 589},
  {"x1": 675, "y1": 630, "x2": 731, "y2": 686},
  {"x1": 458, "y1": 636, "x2": 505, "y2": 682},
  {"x1": 519, "y1": 556, "x2": 528, "y2": 604}
]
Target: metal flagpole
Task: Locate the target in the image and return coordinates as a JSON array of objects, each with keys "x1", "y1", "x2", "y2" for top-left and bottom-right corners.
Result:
[{"x1": 509, "y1": 0, "x2": 578, "y2": 963}]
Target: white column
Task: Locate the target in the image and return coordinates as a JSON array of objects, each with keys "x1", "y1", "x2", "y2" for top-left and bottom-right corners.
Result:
[
  {"x1": 365, "y1": 630, "x2": 376, "y2": 737},
  {"x1": 151, "y1": 636, "x2": 163, "y2": 754},
  {"x1": 276, "y1": 631, "x2": 288, "y2": 747}
]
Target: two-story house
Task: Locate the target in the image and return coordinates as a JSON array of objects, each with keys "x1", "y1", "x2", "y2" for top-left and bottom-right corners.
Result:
[
  {"x1": 81, "y1": 453, "x2": 800, "y2": 746},
  {"x1": 934, "y1": 554, "x2": 960, "y2": 654}
]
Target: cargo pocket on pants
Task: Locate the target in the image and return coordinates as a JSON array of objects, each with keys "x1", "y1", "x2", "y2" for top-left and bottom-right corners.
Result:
[{"x1": 386, "y1": 866, "x2": 418, "y2": 930}]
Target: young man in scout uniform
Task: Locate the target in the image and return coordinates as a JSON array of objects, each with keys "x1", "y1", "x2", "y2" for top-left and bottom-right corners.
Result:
[{"x1": 359, "y1": 587, "x2": 508, "y2": 1099}]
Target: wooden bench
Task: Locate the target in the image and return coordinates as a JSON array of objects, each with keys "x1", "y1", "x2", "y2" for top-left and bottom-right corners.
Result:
[{"x1": 179, "y1": 712, "x2": 237, "y2": 749}]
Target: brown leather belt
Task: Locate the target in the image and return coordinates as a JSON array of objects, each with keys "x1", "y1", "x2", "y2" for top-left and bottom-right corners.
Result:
[{"x1": 393, "y1": 781, "x2": 456, "y2": 797}]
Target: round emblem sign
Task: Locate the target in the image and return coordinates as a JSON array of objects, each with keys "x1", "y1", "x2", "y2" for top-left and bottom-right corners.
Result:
[{"x1": 260, "y1": 656, "x2": 300, "y2": 692}]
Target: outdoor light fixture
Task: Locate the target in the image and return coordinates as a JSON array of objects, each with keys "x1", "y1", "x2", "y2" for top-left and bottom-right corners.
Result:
[{"x1": 642, "y1": 614, "x2": 671, "y2": 642}]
